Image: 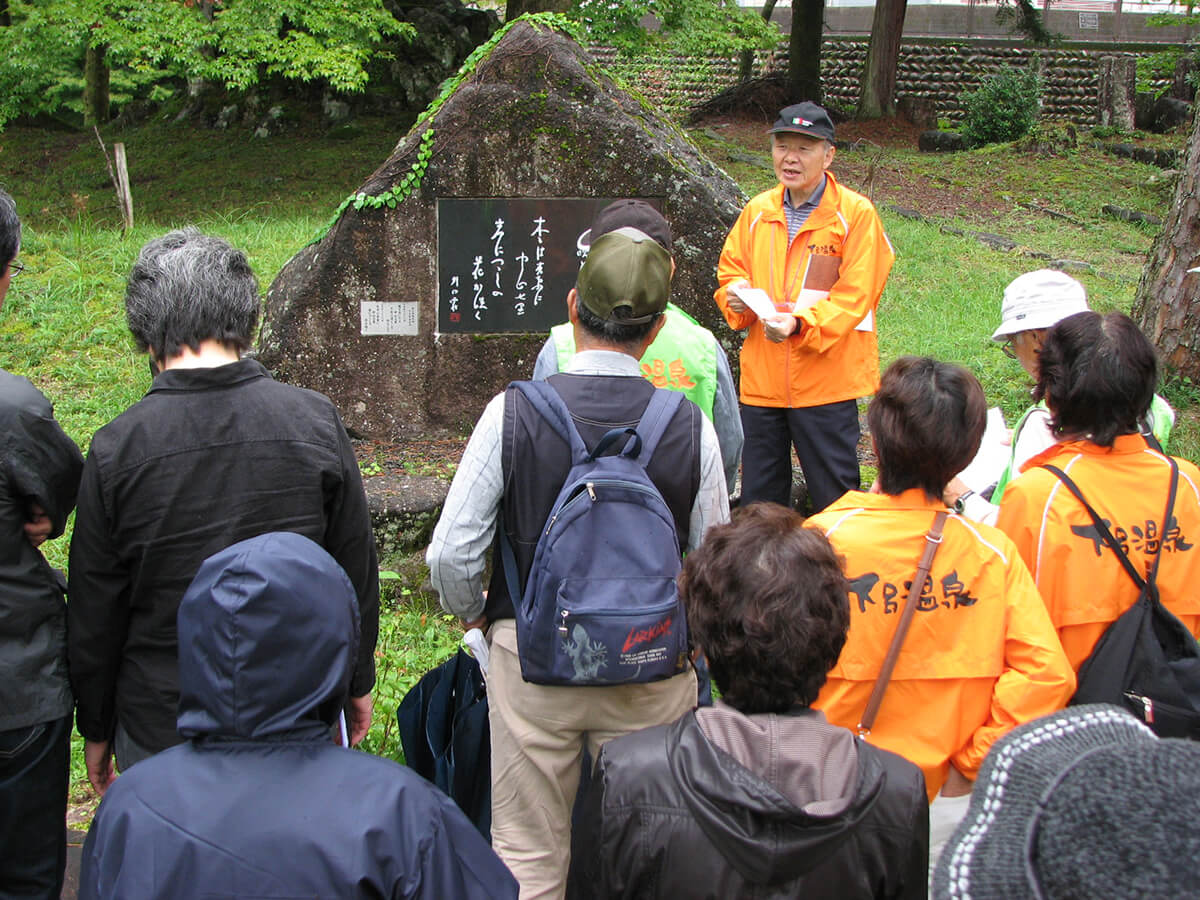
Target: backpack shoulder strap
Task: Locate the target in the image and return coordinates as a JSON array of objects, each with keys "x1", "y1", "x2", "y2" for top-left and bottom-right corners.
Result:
[
  {"x1": 1043, "y1": 463, "x2": 1148, "y2": 592},
  {"x1": 507, "y1": 379, "x2": 589, "y2": 464},
  {"x1": 632, "y1": 389, "x2": 685, "y2": 465},
  {"x1": 1145, "y1": 458, "x2": 1180, "y2": 589},
  {"x1": 499, "y1": 380, "x2": 587, "y2": 605}
]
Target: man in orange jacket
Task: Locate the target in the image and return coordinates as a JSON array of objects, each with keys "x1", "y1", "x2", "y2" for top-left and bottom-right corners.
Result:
[{"x1": 715, "y1": 101, "x2": 894, "y2": 512}]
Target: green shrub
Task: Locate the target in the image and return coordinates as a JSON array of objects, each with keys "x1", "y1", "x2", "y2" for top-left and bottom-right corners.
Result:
[{"x1": 962, "y1": 67, "x2": 1043, "y2": 147}]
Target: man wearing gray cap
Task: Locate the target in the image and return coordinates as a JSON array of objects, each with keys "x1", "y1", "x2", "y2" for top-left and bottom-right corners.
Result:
[
  {"x1": 428, "y1": 226, "x2": 729, "y2": 899},
  {"x1": 716, "y1": 101, "x2": 894, "y2": 513}
]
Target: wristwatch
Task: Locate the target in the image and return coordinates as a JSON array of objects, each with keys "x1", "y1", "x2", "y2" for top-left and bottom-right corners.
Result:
[{"x1": 954, "y1": 490, "x2": 975, "y2": 514}]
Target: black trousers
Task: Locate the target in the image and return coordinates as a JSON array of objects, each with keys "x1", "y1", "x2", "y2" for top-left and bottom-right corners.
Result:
[
  {"x1": 739, "y1": 400, "x2": 861, "y2": 513},
  {"x1": 0, "y1": 715, "x2": 69, "y2": 900}
]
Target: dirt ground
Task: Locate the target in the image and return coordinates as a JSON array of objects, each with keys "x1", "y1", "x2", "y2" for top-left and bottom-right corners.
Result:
[{"x1": 704, "y1": 113, "x2": 1008, "y2": 220}]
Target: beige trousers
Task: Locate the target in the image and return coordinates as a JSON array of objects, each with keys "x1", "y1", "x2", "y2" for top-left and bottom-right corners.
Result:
[{"x1": 487, "y1": 619, "x2": 697, "y2": 900}]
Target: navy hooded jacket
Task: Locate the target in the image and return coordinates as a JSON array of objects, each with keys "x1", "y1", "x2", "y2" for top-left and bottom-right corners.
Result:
[{"x1": 79, "y1": 531, "x2": 516, "y2": 900}]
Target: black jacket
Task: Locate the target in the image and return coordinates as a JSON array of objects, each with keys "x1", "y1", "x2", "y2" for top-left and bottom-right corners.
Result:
[
  {"x1": 68, "y1": 359, "x2": 378, "y2": 751},
  {"x1": 568, "y1": 712, "x2": 929, "y2": 899},
  {"x1": 0, "y1": 369, "x2": 83, "y2": 730},
  {"x1": 79, "y1": 532, "x2": 516, "y2": 900}
]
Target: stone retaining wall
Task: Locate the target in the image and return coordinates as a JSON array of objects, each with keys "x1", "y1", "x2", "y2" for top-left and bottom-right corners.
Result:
[{"x1": 592, "y1": 38, "x2": 1171, "y2": 124}]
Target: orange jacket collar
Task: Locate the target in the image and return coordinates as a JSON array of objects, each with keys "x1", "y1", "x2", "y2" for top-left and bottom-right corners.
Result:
[
  {"x1": 1020, "y1": 433, "x2": 1148, "y2": 474},
  {"x1": 824, "y1": 487, "x2": 946, "y2": 514}
]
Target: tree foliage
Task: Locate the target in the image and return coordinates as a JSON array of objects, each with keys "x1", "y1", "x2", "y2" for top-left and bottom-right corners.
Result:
[
  {"x1": 0, "y1": 0, "x2": 414, "y2": 128},
  {"x1": 572, "y1": 0, "x2": 779, "y2": 58},
  {"x1": 996, "y1": 0, "x2": 1059, "y2": 45},
  {"x1": 961, "y1": 66, "x2": 1043, "y2": 146},
  {"x1": 1138, "y1": 7, "x2": 1199, "y2": 96}
]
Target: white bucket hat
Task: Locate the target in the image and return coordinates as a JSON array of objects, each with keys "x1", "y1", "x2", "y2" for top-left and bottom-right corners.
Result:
[{"x1": 991, "y1": 270, "x2": 1089, "y2": 342}]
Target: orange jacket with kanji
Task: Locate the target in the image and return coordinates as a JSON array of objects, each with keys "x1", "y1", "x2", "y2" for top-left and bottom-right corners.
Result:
[
  {"x1": 714, "y1": 174, "x2": 895, "y2": 408},
  {"x1": 808, "y1": 489, "x2": 1075, "y2": 800},
  {"x1": 995, "y1": 435, "x2": 1200, "y2": 671}
]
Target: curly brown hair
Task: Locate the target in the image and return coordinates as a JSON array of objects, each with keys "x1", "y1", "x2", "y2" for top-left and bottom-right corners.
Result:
[{"x1": 679, "y1": 503, "x2": 849, "y2": 714}]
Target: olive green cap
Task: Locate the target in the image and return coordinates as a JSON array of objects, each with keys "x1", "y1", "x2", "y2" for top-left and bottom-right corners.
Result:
[{"x1": 576, "y1": 226, "x2": 671, "y2": 324}]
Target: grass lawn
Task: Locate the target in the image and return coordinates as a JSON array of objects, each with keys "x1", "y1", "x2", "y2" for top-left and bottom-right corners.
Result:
[{"x1": 1, "y1": 106, "x2": 1193, "y2": 816}]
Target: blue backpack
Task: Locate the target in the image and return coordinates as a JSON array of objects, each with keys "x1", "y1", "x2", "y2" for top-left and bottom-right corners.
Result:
[{"x1": 500, "y1": 380, "x2": 690, "y2": 686}]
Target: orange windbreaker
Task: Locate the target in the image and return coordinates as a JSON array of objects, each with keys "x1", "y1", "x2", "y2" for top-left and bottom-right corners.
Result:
[
  {"x1": 996, "y1": 435, "x2": 1200, "y2": 671},
  {"x1": 714, "y1": 174, "x2": 895, "y2": 408},
  {"x1": 808, "y1": 489, "x2": 1075, "y2": 800}
]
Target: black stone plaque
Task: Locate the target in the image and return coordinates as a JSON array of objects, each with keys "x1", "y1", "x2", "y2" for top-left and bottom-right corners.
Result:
[{"x1": 436, "y1": 197, "x2": 662, "y2": 334}]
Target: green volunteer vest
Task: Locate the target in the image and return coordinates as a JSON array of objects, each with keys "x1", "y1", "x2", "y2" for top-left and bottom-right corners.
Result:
[
  {"x1": 990, "y1": 394, "x2": 1175, "y2": 505},
  {"x1": 551, "y1": 302, "x2": 719, "y2": 420}
]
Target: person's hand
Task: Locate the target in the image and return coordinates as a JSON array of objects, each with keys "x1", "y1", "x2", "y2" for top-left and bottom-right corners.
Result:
[
  {"x1": 763, "y1": 313, "x2": 798, "y2": 343},
  {"x1": 943, "y1": 476, "x2": 971, "y2": 509},
  {"x1": 941, "y1": 764, "x2": 974, "y2": 798},
  {"x1": 725, "y1": 279, "x2": 749, "y2": 313},
  {"x1": 462, "y1": 615, "x2": 488, "y2": 631},
  {"x1": 85, "y1": 739, "x2": 118, "y2": 796},
  {"x1": 23, "y1": 504, "x2": 52, "y2": 548},
  {"x1": 346, "y1": 693, "x2": 373, "y2": 746}
]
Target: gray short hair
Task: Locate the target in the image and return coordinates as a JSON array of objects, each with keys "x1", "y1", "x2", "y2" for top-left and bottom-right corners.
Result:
[
  {"x1": 0, "y1": 189, "x2": 20, "y2": 273},
  {"x1": 125, "y1": 227, "x2": 260, "y2": 359}
]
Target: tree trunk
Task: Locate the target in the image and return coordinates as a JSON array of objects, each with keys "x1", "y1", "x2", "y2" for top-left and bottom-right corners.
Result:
[
  {"x1": 856, "y1": 0, "x2": 908, "y2": 118},
  {"x1": 1133, "y1": 107, "x2": 1200, "y2": 380},
  {"x1": 83, "y1": 43, "x2": 110, "y2": 126},
  {"x1": 1098, "y1": 56, "x2": 1136, "y2": 130},
  {"x1": 787, "y1": 0, "x2": 824, "y2": 103},
  {"x1": 506, "y1": 0, "x2": 572, "y2": 21},
  {"x1": 739, "y1": 0, "x2": 780, "y2": 82}
]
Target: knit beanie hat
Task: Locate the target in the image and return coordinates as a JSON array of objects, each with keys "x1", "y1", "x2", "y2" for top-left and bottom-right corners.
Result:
[{"x1": 933, "y1": 704, "x2": 1200, "y2": 899}]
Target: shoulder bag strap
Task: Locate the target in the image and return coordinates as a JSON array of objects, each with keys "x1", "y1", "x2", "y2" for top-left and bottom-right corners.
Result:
[
  {"x1": 857, "y1": 510, "x2": 949, "y2": 737},
  {"x1": 1046, "y1": 465, "x2": 1176, "y2": 600},
  {"x1": 1148, "y1": 459, "x2": 1180, "y2": 589}
]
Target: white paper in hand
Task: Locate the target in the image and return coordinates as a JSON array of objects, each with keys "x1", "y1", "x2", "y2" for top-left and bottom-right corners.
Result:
[
  {"x1": 956, "y1": 407, "x2": 1010, "y2": 493},
  {"x1": 729, "y1": 283, "x2": 778, "y2": 321}
]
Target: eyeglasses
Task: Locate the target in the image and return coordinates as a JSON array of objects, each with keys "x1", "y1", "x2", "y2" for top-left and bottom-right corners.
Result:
[
  {"x1": 7, "y1": 262, "x2": 23, "y2": 278},
  {"x1": 1000, "y1": 340, "x2": 1017, "y2": 360}
]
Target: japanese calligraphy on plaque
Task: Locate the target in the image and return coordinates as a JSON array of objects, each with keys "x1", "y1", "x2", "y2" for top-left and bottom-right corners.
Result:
[{"x1": 436, "y1": 197, "x2": 663, "y2": 334}]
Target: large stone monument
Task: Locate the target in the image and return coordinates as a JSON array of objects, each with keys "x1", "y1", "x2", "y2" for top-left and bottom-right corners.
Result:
[{"x1": 260, "y1": 18, "x2": 747, "y2": 440}]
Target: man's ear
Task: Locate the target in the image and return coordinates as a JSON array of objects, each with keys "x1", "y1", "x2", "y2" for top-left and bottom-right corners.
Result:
[{"x1": 567, "y1": 288, "x2": 579, "y2": 324}]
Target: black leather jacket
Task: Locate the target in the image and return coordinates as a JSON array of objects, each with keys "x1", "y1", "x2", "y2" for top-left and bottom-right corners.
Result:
[{"x1": 568, "y1": 711, "x2": 929, "y2": 899}]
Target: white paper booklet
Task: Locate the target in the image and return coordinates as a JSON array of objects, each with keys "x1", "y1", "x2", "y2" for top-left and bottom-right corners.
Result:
[{"x1": 956, "y1": 407, "x2": 1010, "y2": 493}]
